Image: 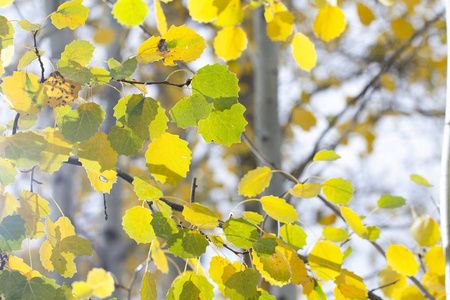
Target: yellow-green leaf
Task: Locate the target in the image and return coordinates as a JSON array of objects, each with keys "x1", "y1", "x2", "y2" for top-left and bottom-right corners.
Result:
[
  {"x1": 40, "y1": 129, "x2": 72, "y2": 174},
  {"x1": 0, "y1": 158, "x2": 17, "y2": 187},
  {"x1": 182, "y1": 203, "x2": 219, "y2": 229},
  {"x1": 162, "y1": 25, "x2": 206, "y2": 66},
  {"x1": 3, "y1": 132, "x2": 47, "y2": 169},
  {"x1": 280, "y1": 223, "x2": 307, "y2": 251},
  {"x1": 260, "y1": 196, "x2": 298, "y2": 223},
  {"x1": 122, "y1": 206, "x2": 155, "y2": 244},
  {"x1": 145, "y1": 132, "x2": 191, "y2": 186},
  {"x1": 112, "y1": 0, "x2": 149, "y2": 27},
  {"x1": 133, "y1": 176, "x2": 163, "y2": 202},
  {"x1": 313, "y1": 5, "x2": 347, "y2": 42},
  {"x1": 309, "y1": 240, "x2": 343, "y2": 281},
  {"x1": 290, "y1": 183, "x2": 322, "y2": 198},
  {"x1": 51, "y1": 0, "x2": 90, "y2": 30},
  {"x1": 323, "y1": 178, "x2": 354, "y2": 205},
  {"x1": 214, "y1": 26, "x2": 247, "y2": 61},
  {"x1": 291, "y1": 33, "x2": 316, "y2": 72},
  {"x1": 60, "y1": 40, "x2": 95, "y2": 66},
  {"x1": 77, "y1": 132, "x2": 118, "y2": 173},
  {"x1": 253, "y1": 246, "x2": 291, "y2": 286},
  {"x1": 410, "y1": 174, "x2": 433, "y2": 187},
  {"x1": 141, "y1": 272, "x2": 157, "y2": 300},
  {"x1": 377, "y1": 194, "x2": 406, "y2": 209},
  {"x1": 323, "y1": 226, "x2": 348, "y2": 243},
  {"x1": 238, "y1": 166, "x2": 272, "y2": 197},
  {"x1": 386, "y1": 244, "x2": 418, "y2": 276},
  {"x1": 313, "y1": 149, "x2": 341, "y2": 161},
  {"x1": 410, "y1": 215, "x2": 440, "y2": 247},
  {"x1": 424, "y1": 246, "x2": 445, "y2": 276}
]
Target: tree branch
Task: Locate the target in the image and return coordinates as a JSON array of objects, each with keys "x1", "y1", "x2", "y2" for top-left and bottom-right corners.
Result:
[
  {"x1": 32, "y1": 30, "x2": 45, "y2": 83},
  {"x1": 115, "y1": 78, "x2": 191, "y2": 88}
]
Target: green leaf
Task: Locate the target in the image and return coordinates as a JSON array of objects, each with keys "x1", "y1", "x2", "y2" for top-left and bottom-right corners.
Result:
[
  {"x1": 0, "y1": 16, "x2": 14, "y2": 51},
  {"x1": 59, "y1": 103, "x2": 105, "y2": 142},
  {"x1": 112, "y1": 0, "x2": 149, "y2": 27},
  {"x1": 313, "y1": 149, "x2": 341, "y2": 161},
  {"x1": 109, "y1": 57, "x2": 138, "y2": 79},
  {"x1": 141, "y1": 272, "x2": 157, "y2": 300},
  {"x1": 60, "y1": 40, "x2": 94, "y2": 66},
  {"x1": 253, "y1": 237, "x2": 277, "y2": 258},
  {"x1": 322, "y1": 178, "x2": 354, "y2": 205},
  {"x1": 167, "y1": 272, "x2": 214, "y2": 300},
  {"x1": 151, "y1": 211, "x2": 178, "y2": 239},
  {"x1": 122, "y1": 206, "x2": 155, "y2": 244},
  {"x1": 133, "y1": 176, "x2": 163, "y2": 202},
  {"x1": 242, "y1": 211, "x2": 264, "y2": 225},
  {"x1": 90, "y1": 67, "x2": 111, "y2": 85},
  {"x1": 224, "y1": 268, "x2": 260, "y2": 300},
  {"x1": 198, "y1": 102, "x2": 247, "y2": 146},
  {"x1": 57, "y1": 60, "x2": 94, "y2": 84},
  {"x1": 107, "y1": 125, "x2": 143, "y2": 156},
  {"x1": 0, "y1": 215, "x2": 26, "y2": 252},
  {"x1": 6, "y1": 113, "x2": 38, "y2": 130},
  {"x1": 367, "y1": 226, "x2": 380, "y2": 241},
  {"x1": 126, "y1": 95, "x2": 159, "y2": 140},
  {"x1": 280, "y1": 224, "x2": 307, "y2": 251},
  {"x1": 170, "y1": 94, "x2": 213, "y2": 128},
  {"x1": 0, "y1": 157, "x2": 17, "y2": 186},
  {"x1": 23, "y1": 276, "x2": 59, "y2": 300},
  {"x1": 17, "y1": 20, "x2": 41, "y2": 31},
  {"x1": 3, "y1": 132, "x2": 47, "y2": 169},
  {"x1": 54, "y1": 283, "x2": 74, "y2": 300},
  {"x1": 51, "y1": 235, "x2": 93, "y2": 277},
  {"x1": 252, "y1": 290, "x2": 277, "y2": 300},
  {"x1": 18, "y1": 50, "x2": 45, "y2": 70},
  {"x1": 323, "y1": 226, "x2": 349, "y2": 242},
  {"x1": 377, "y1": 195, "x2": 406, "y2": 209},
  {"x1": 0, "y1": 270, "x2": 28, "y2": 299},
  {"x1": 167, "y1": 229, "x2": 209, "y2": 258},
  {"x1": 223, "y1": 218, "x2": 259, "y2": 249},
  {"x1": 410, "y1": 174, "x2": 433, "y2": 187}
]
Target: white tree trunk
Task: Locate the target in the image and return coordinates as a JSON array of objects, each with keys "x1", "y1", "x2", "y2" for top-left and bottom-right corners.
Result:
[{"x1": 440, "y1": 0, "x2": 450, "y2": 295}]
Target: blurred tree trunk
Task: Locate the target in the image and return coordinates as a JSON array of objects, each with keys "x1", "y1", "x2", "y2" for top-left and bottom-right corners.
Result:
[
  {"x1": 252, "y1": 7, "x2": 296, "y2": 300},
  {"x1": 440, "y1": 0, "x2": 450, "y2": 295}
]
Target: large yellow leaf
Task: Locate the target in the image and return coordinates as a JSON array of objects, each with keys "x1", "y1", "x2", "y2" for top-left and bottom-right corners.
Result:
[
  {"x1": 386, "y1": 244, "x2": 418, "y2": 276},
  {"x1": 44, "y1": 71, "x2": 81, "y2": 108},
  {"x1": 323, "y1": 178, "x2": 354, "y2": 205},
  {"x1": 290, "y1": 183, "x2": 322, "y2": 198},
  {"x1": 260, "y1": 196, "x2": 298, "y2": 223},
  {"x1": 145, "y1": 132, "x2": 191, "y2": 186},
  {"x1": 154, "y1": 0, "x2": 167, "y2": 35},
  {"x1": 313, "y1": 5, "x2": 347, "y2": 42},
  {"x1": 335, "y1": 269, "x2": 367, "y2": 299},
  {"x1": 378, "y1": 266, "x2": 407, "y2": 298},
  {"x1": 112, "y1": 0, "x2": 149, "y2": 27},
  {"x1": 122, "y1": 206, "x2": 155, "y2": 244},
  {"x1": 182, "y1": 203, "x2": 219, "y2": 228},
  {"x1": 85, "y1": 168, "x2": 117, "y2": 194},
  {"x1": 266, "y1": 11, "x2": 294, "y2": 41},
  {"x1": 187, "y1": 0, "x2": 217, "y2": 23},
  {"x1": 162, "y1": 25, "x2": 206, "y2": 66},
  {"x1": 214, "y1": 26, "x2": 247, "y2": 61},
  {"x1": 137, "y1": 36, "x2": 168, "y2": 64},
  {"x1": 340, "y1": 206, "x2": 367, "y2": 238},
  {"x1": 239, "y1": 166, "x2": 272, "y2": 197},
  {"x1": 1, "y1": 71, "x2": 47, "y2": 114},
  {"x1": 51, "y1": 0, "x2": 89, "y2": 30},
  {"x1": 291, "y1": 33, "x2": 316, "y2": 72},
  {"x1": 86, "y1": 268, "x2": 115, "y2": 298},
  {"x1": 77, "y1": 132, "x2": 118, "y2": 173},
  {"x1": 214, "y1": 0, "x2": 243, "y2": 26},
  {"x1": 309, "y1": 240, "x2": 343, "y2": 281},
  {"x1": 410, "y1": 215, "x2": 440, "y2": 247},
  {"x1": 8, "y1": 256, "x2": 41, "y2": 279},
  {"x1": 424, "y1": 246, "x2": 444, "y2": 276},
  {"x1": 40, "y1": 129, "x2": 72, "y2": 174},
  {"x1": 209, "y1": 256, "x2": 238, "y2": 291}
]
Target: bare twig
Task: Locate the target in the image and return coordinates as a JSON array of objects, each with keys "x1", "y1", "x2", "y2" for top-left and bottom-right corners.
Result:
[
  {"x1": 127, "y1": 261, "x2": 146, "y2": 300},
  {"x1": 115, "y1": 78, "x2": 191, "y2": 88},
  {"x1": 32, "y1": 30, "x2": 45, "y2": 83},
  {"x1": 190, "y1": 177, "x2": 198, "y2": 203},
  {"x1": 103, "y1": 194, "x2": 108, "y2": 220},
  {"x1": 12, "y1": 113, "x2": 20, "y2": 135}
]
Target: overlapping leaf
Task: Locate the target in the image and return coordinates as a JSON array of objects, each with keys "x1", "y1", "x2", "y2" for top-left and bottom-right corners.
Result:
[
  {"x1": 59, "y1": 103, "x2": 105, "y2": 142},
  {"x1": 309, "y1": 240, "x2": 343, "y2": 281},
  {"x1": 182, "y1": 203, "x2": 219, "y2": 228},
  {"x1": 3, "y1": 132, "x2": 47, "y2": 169},
  {"x1": 77, "y1": 132, "x2": 118, "y2": 172},
  {"x1": 51, "y1": 0, "x2": 89, "y2": 30},
  {"x1": 40, "y1": 129, "x2": 72, "y2": 174},
  {"x1": 167, "y1": 272, "x2": 214, "y2": 300},
  {"x1": 170, "y1": 94, "x2": 213, "y2": 128},
  {"x1": 214, "y1": 26, "x2": 247, "y2": 61},
  {"x1": 44, "y1": 71, "x2": 81, "y2": 107},
  {"x1": 167, "y1": 228, "x2": 209, "y2": 258},
  {"x1": 0, "y1": 157, "x2": 17, "y2": 186},
  {"x1": 72, "y1": 268, "x2": 115, "y2": 299},
  {"x1": 223, "y1": 218, "x2": 259, "y2": 249}
]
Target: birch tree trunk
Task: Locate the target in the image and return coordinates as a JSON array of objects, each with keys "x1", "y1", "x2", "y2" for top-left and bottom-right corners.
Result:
[
  {"x1": 440, "y1": 0, "x2": 450, "y2": 295},
  {"x1": 253, "y1": 7, "x2": 296, "y2": 300}
]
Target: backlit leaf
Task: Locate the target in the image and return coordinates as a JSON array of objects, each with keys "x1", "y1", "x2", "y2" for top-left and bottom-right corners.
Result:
[
  {"x1": 141, "y1": 272, "x2": 157, "y2": 300},
  {"x1": 17, "y1": 20, "x2": 40, "y2": 31},
  {"x1": 410, "y1": 215, "x2": 440, "y2": 247},
  {"x1": 17, "y1": 49, "x2": 44, "y2": 70},
  {"x1": 18, "y1": 190, "x2": 50, "y2": 239},
  {"x1": 86, "y1": 268, "x2": 115, "y2": 298},
  {"x1": 151, "y1": 239, "x2": 169, "y2": 273},
  {"x1": 44, "y1": 71, "x2": 81, "y2": 107},
  {"x1": 60, "y1": 40, "x2": 94, "y2": 66},
  {"x1": 51, "y1": 0, "x2": 89, "y2": 30},
  {"x1": 187, "y1": 0, "x2": 217, "y2": 23},
  {"x1": 145, "y1": 132, "x2": 191, "y2": 186},
  {"x1": 57, "y1": 59, "x2": 94, "y2": 84},
  {"x1": 253, "y1": 246, "x2": 291, "y2": 286},
  {"x1": 85, "y1": 168, "x2": 117, "y2": 193},
  {"x1": 386, "y1": 244, "x2": 418, "y2": 276},
  {"x1": 112, "y1": 0, "x2": 149, "y2": 27},
  {"x1": 1, "y1": 71, "x2": 47, "y2": 114},
  {"x1": 253, "y1": 237, "x2": 277, "y2": 258},
  {"x1": 162, "y1": 25, "x2": 206, "y2": 66},
  {"x1": 0, "y1": 157, "x2": 17, "y2": 186},
  {"x1": 323, "y1": 178, "x2": 354, "y2": 205},
  {"x1": 3, "y1": 132, "x2": 47, "y2": 169},
  {"x1": 0, "y1": 215, "x2": 26, "y2": 252},
  {"x1": 309, "y1": 240, "x2": 343, "y2": 281},
  {"x1": 292, "y1": 32, "x2": 316, "y2": 71},
  {"x1": 313, "y1": 5, "x2": 347, "y2": 41},
  {"x1": 133, "y1": 176, "x2": 163, "y2": 202},
  {"x1": 266, "y1": 11, "x2": 294, "y2": 41},
  {"x1": 0, "y1": 0, "x2": 13, "y2": 7},
  {"x1": 0, "y1": 16, "x2": 14, "y2": 51},
  {"x1": 340, "y1": 206, "x2": 367, "y2": 239},
  {"x1": 107, "y1": 125, "x2": 143, "y2": 156},
  {"x1": 290, "y1": 183, "x2": 322, "y2": 198},
  {"x1": 313, "y1": 149, "x2": 340, "y2": 161},
  {"x1": 90, "y1": 67, "x2": 111, "y2": 85},
  {"x1": 126, "y1": 95, "x2": 160, "y2": 140},
  {"x1": 377, "y1": 194, "x2": 406, "y2": 209},
  {"x1": 280, "y1": 223, "x2": 307, "y2": 251},
  {"x1": 170, "y1": 94, "x2": 213, "y2": 128},
  {"x1": 51, "y1": 235, "x2": 93, "y2": 277},
  {"x1": 122, "y1": 206, "x2": 155, "y2": 244},
  {"x1": 323, "y1": 226, "x2": 348, "y2": 243},
  {"x1": 77, "y1": 132, "x2": 118, "y2": 173},
  {"x1": 242, "y1": 211, "x2": 264, "y2": 225},
  {"x1": 8, "y1": 256, "x2": 41, "y2": 279},
  {"x1": 335, "y1": 269, "x2": 367, "y2": 299},
  {"x1": 214, "y1": 0, "x2": 243, "y2": 26},
  {"x1": 108, "y1": 57, "x2": 138, "y2": 80},
  {"x1": 155, "y1": 0, "x2": 167, "y2": 35},
  {"x1": 59, "y1": 103, "x2": 105, "y2": 142},
  {"x1": 214, "y1": 26, "x2": 247, "y2": 61},
  {"x1": 224, "y1": 268, "x2": 260, "y2": 300},
  {"x1": 378, "y1": 266, "x2": 406, "y2": 298},
  {"x1": 167, "y1": 272, "x2": 214, "y2": 300},
  {"x1": 357, "y1": 3, "x2": 375, "y2": 26},
  {"x1": 209, "y1": 256, "x2": 238, "y2": 291},
  {"x1": 40, "y1": 129, "x2": 72, "y2": 174},
  {"x1": 239, "y1": 166, "x2": 272, "y2": 197},
  {"x1": 151, "y1": 211, "x2": 178, "y2": 239},
  {"x1": 410, "y1": 174, "x2": 433, "y2": 187},
  {"x1": 0, "y1": 192, "x2": 19, "y2": 221},
  {"x1": 424, "y1": 246, "x2": 445, "y2": 276},
  {"x1": 137, "y1": 37, "x2": 168, "y2": 64},
  {"x1": 182, "y1": 203, "x2": 219, "y2": 228},
  {"x1": 167, "y1": 228, "x2": 209, "y2": 258},
  {"x1": 223, "y1": 218, "x2": 259, "y2": 249},
  {"x1": 261, "y1": 196, "x2": 298, "y2": 223},
  {"x1": 0, "y1": 270, "x2": 58, "y2": 300}
]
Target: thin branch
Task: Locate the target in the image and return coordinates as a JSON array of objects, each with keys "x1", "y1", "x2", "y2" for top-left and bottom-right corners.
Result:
[
  {"x1": 190, "y1": 177, "x2": 198, "y2": 203},
  {"x1": 128, "y1": 261, "x2": 146, "y2": 300},
  {"x1": 103, "y1": 194, "x2": 108, "y2": 220},
  {"x1": 32, "y1": 30, "x2": 45, "y2": 83},
  {"x1": 30, "y1": 166, "x2": 36, "y2": 192},
  {"x1": 242, "y1": 133, "x2": 280, "y2": 171},
  {"x1": 115, "y1": 78, "x2": 191, "y2": 88},
  {"x1": 12, "y1": 113, "x2": 20, "y2": 135}
]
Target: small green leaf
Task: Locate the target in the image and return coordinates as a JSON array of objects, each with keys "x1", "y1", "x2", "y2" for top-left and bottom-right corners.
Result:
[
  {"x1": 323, "y1": 178, "x2": 354, "y2": 205},
  {"x1": 60, "y1": 40, "x2": 95, "y2": 66},
  {"x1": 167, "y1": 229, "x2": 209, "y2": 258},
  {"x1": 151, "y1": 211, "x2": 178, "y2": 239},
  {"x1": 17, "y1": 20, "x2": 41, "y2": 31},
  {"x1": 126, "y1": 95, "x2": 159, "y2": 140},
  {"x1": 280, "y1": 224, "x2": 307, "y2": 251},
  {"x1": 410, "y1": 174, "x2": 433, "y2": 187},
  {"x1": 0, "y1": 270, "x2": 28, "y2": 299},
  {"x1": 377, "y1": 195, "x2": 406, "y2": 209},
  {"x1": 170, "y1": 94, "x2": 213, "y2": 128},
  {"x1": 313, "y1": 149, "x2": 341, "y2": 161},
  {"x1": 59, "y1": 103, "x2": 105, "y2": 142},
  {"x1": 223, "y1": 218, "x2": 259, "y2": 249},
  {"x1": 323, "y1": 226, "x2": 349, "y2": 243},
  {"x1": 109, "y1": 57, "x2": 138, "y2": 79},
  {"x1": 191, "y1": 64, "x2": 239, "y2": 101},
  {"x1": 253, "y1": 237, "x2": 277, "y2": 258},
  {"x1": 107, "y1": 125, "x2": 143, "y2": 156},
  {"x1": 224, "y1": 269, "x2": 260, "y2": 300},
  {"x1": 57, "y1": 60, "x2": 94, "y2": 84}
]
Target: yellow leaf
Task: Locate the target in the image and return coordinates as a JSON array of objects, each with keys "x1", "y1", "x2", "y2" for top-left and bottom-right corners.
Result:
[
  {"x1": 39, "y1": 240, "x2": 54, "y2": 272},
  {"x1": 182, "y1": 203, "x2": 219, "y2": 228},
  {"x1": 264, "y1": 2, "x2": 287, "y2": 21},
  {"x1": 45, "y1": 216, "x2": 75, "y2": 247},
  {"x1": 266, "y1": 11, "x2": 294, "y2": 41},
  {"x1": 40, "y1": 129, "x2": 72, "y2": 174},
  {"x1": 44, "y1": 71, "x2": 81, "y2": 108},
  {"x1": 378, "y1": 266, "x2": 407, "y2": 298},
  {"x1": 260, "y1": 196, "x2": 298, "y2": 223},
  {"x1": 72, "y1": 281, "x2": 93, "y2": 299},
  {"x1": 86, "y1": 268, "x2": 115, "y2": 298},
  {"x1": 1, "y1": 71, "x2": 47, "y2": 114},
  {"x1": 77, "y1": 132, "x2": 118, "y2": 173},
  {"x1": 155, "y1": 0, "x2": 167, "y2": 35},
  {"x1": 0, "y1": 192, "x2": 19, "y2": 221},
  {"x1": 133, "y1": 176, "x2": 163, "y2": 202},
  {"x1": 424, "y1": 246, "x2": 444, "y2": 276},
  {"x1": 214, "y1": 26, "x2": 248, "y2": 61},
  {"x1": 0, "y1": 0, "x2": 14, "y2": 7},
  {"x1": 291, "y1": 33, "x2": 317, "y2": 72},
  {"x1": 323, "y1": 178, "x2": 354, "y2": 205},
  {"x1": 410, "y1": 174, "x2": 433, "y2": 187},
  {"x1": 386, "y1": 244, "x2": 418, "y2": 276},
  {"x1": 162, "y1": 25, "x2": 206, "y2": 66},
  {"x1": 18, "y1": 190, "x2": 50, "y2": 239},
  {"x1": 313, "y1": 5, "x2": 347, "y2": 42},
  {"x1": 85, "y1": 168, "x2": 117, "y2": 193},
  {"x1": 137, "y1": 36, "x2": 168, "y2": 64},
  {"x1": 340, "y1": 206, "x2": 367, "y2": 239},
  {"x1": 239, "y1": 166, "x2": 272, "y2": 197},
  {"x1": 380, "y1": 73, "x2": 396, "y2": 91},
  {"x1": 214, "y1": 0, "x2": 243, "y2": 26},
  {"x1": 188, "y1": 0, "x2": 217, "y2": 23},
  {"x1": 357, "y1": 3, "x2": 374, "y2": 26},
  {"x1": 335, "y1": 269, "x2": 367, "y2": 299},
  {"x1": 323, "y1": 226, "x2": 348, "y2": 242},
  {"x1": 290, "y1": 183, "x2": 322, "y2": 198},
  {"x1": 253, "y1": 246, "x2": 291, "y2": 286},
  {"x1": 51, "y1": 0, "x2": 90, "y2": 30},
  {"x1": 291, "y1": 106, "x2": 317, "y2": 130},
  {"x1": 141, "y1": 271, "x2": 157, "y2": 300},
  {"x1": 93, "y1": 27, "x2": 116, "y2": 45},
  {"x1": 151, "y1": 239, "x2": 168, "y2": 273},
  {"x1": 309, "y1": 240, "x2": 343, "y2": 281},
  {"x1": 145, "y1": 132, "x2": 191, "y2": 186},
  {"x1": 313, "y1": 149, "x2": 340, "y2": 161},
  {"x1": 391, "y1": 18, "x2": 414, "y2": 41},
  {"x1": 242, "y1": 211, "x2": 264, "y2": 225},
  {"x1": 9, "y1": 256, "x2": 41, "y2": 279},
  {"x1": 122, "y1": 206, "x2": 155, "y2": 244},
  {"x1": 410, "y1": 215, "x2": 440, "y2": 247},
  {"x1": 422, "y1": 272, "x2": 445, "y2": 299},
  {"x1": 112, "y1": 0, "x2": 149, "y2": 27},
  {"x1": 209, "y1": 256, "x2": 238, "y2": 291}
]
